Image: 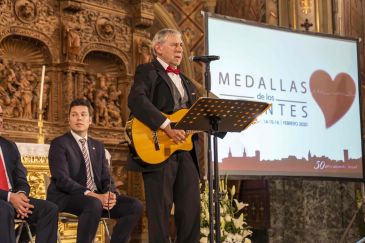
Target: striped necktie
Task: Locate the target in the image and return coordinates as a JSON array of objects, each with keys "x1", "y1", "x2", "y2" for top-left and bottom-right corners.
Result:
[
  {"x1": 0, "y1": 155, "x2": 9, "y2": 191},
  {"x1": 79, "y1": 138, "x2": 97, "y2": 192}
]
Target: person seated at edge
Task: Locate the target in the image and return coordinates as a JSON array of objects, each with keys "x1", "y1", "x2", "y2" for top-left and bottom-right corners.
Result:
[
  {"x1": 0, "y1": 104, "x2": 58, "y2": 243},
  {"x1": 47, "y1": 98, "x2": 143, "y2": 243},
  {"x1": 127, "y1": 28, "x2": 201, "y2": 243}
]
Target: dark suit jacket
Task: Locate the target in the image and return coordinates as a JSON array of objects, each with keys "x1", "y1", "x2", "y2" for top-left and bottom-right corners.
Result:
[
  {"x1": 0, "y1": 137, "x2": 30, "y2": 201},
  {"x1": 47, "y1": 132, "x2": 116, "y2": 210},
  {"x1": 127, "y1": 59, "x2": 200, "y2": 172}
]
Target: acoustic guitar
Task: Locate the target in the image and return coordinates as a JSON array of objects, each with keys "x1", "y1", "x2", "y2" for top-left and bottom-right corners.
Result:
[{"x1": 125, "y1": 109, "x2": 199, "y2": 164}]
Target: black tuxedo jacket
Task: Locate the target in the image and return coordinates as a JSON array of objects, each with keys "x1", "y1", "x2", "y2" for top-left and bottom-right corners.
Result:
[
  {"x1": 0, "y1": 136, "x2": 30, "y2": 201},
  {"x1": 127, "y1": 59, "x2": 200, "y2": 172},
  {"x1": 47, "y1": 132, "x2": 115, "y2": 210}
]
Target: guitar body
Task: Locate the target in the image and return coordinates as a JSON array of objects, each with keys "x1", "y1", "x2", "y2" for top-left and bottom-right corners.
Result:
[{"x1": 127, "y1": 109, "x2": 195, "y2": 164}]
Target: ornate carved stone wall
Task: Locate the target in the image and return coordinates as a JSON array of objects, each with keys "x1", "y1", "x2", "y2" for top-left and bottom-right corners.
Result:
[
  {"x1": 0, "y1": 0, "x2": 157, "y2": 241},
  {"x1": 0, "y1": 0, "x2": 137, "y2": 134}
]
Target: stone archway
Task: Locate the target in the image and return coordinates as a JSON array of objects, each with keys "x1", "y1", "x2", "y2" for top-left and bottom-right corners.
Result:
[
  {"x1": 83, "y1": 51, "x2": 126, "y2": 75},
  {"x1": 0, "y1": 34, "x2": 52, "y2": 64}
]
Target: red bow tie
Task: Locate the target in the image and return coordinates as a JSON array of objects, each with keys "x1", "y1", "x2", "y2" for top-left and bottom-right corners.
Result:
[{"x1": 166, "y1": 66, "x2": 180, "y2": 75}]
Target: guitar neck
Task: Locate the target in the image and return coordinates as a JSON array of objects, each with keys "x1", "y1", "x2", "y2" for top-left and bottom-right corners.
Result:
[
  {"x1": 171, "y1": 122, "x2": 199, "y2": 135},
  {"x1": 186, "y1": 130, "x2": 199, "y2": 135}
]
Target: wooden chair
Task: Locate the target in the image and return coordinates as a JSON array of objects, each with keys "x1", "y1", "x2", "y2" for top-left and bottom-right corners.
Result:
[{"x1": 58, "y1": 212, "x2": 111, "y2": 242}]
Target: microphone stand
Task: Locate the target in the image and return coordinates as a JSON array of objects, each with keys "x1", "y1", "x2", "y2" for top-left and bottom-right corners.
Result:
[
  {"x1": 203, "y1": 60, "x2": 221, "y2": 243},
  {"x1": 188, "y1": 55, "x2": 267, "y2": 243},
  {"x1": 204, "y1": 61, "x2": 211, "y2": 95},
  {"x1": 105, "y1": 149, "x2": 112, "y2": 219}
]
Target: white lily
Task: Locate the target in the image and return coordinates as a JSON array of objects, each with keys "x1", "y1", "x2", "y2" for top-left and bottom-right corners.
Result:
[
  {"x1": 200, "y1": 237, "x2": 208, "y2": 243},
  {"x1": 232, "y1": 213, "x2": 244, "y2": 229},
  {"x1": 231, "y1": 185, "x2": 235, "y2": 198},
  {"x1": 200, "y1": 227, "x2": 209, "y2": 236},
  {"x1": 234, "y1": 198, "x2": 248, "y2": 211},
  {"x1": 243, "y1": 229, "x2": 253, "y2": 238},
  {"x1": 225, "y1": 214, "x2": 232, "y2": 222},
  {"x1": 244, "y1": 238, "x2": 252, "y2": 243}
]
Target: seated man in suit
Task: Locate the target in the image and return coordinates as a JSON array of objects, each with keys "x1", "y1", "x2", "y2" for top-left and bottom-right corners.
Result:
[
  {"x1": 47, "y1": 98, "x2": 142, "y2": 243},
  {"x1": 0, "y1": 105, "x2": 58, "y2": 243}
]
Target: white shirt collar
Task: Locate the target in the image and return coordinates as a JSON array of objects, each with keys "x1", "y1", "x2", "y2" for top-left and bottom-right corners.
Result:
[
  {"x1": 157, "y1": 57, "x2": 170, "y2": 70},
  {"x1": 70, "y1": 130, "x2": 88, "y2": 143}
]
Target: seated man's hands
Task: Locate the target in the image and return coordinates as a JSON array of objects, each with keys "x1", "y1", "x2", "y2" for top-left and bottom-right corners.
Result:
[
  {"x1": 9, "y1": 192, "x2": 34, "y2": 219},
  {"x1": 100, "y1": 192, "x2": 116, "y2": 210},
  {"x1": 88, "y1": 191, "x2": 117, "y2": 210}
]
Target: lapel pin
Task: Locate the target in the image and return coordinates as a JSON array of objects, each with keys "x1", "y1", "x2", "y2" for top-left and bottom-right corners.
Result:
[{"x1": 92, "y1": 147, "x2": 95, "y2": 150}]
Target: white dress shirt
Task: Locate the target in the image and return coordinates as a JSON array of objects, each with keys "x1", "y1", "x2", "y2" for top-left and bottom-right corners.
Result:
[
  {"x1": 70, "y1": 130, "x2": 96, "y2": 194},
  {"x1": 156, "y1": 57, "x2": 185, "y2": 129}
]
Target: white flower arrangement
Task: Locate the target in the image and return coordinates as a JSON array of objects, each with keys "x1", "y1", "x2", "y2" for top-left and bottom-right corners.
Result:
[{"x1": 200, "y1": 177, "x2": 252, "y2": 243}]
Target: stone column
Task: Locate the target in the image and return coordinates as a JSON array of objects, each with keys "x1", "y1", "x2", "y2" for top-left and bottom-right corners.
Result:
[
  {"x1": 266, "y1": 0, "x2": 279, "y2": 26},
  {"x1": 76, "y1": 71, "x2": 84, "y2": 99},
  {"x1": 63, "y1": 71, "x2": 74, "y2": 121}
]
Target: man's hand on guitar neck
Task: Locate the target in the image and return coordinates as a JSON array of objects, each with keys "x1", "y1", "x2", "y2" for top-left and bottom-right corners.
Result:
[{"x1": 163, "y1": 123, "x2": 186, "y2": 144}]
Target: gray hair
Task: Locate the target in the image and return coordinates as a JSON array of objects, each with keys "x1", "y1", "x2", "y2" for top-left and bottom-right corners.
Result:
[{"x1": 151, "y1": 28, "x2": 182, "y2": 56}]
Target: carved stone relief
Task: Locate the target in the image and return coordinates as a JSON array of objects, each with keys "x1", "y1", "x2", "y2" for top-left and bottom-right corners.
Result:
[
  {"x1": 91, "y1": 72, "x2": 123, "y2": 127},
  {"x1": 63, "y1": 19, "x2": 81, "y2": 62},
  {"x1": 14, "y1": 0, "x2": 37, "y2": 23},
  {"x1": 0, "y1": 58, "x2": 50, "y2": 120},
  {"x1": 0, "y1": 0, "x2": 58, "y2": 44},
  {"x1": 215, "y1": 0, "x2": 266, "y2": 22},
  {"x1": 132, "y1": 0, "x2": 156, "y2": 28},
  {"x1": 96, "y1": 17, "x2": 116, "y2": 40},
  {"x1": 61, "y1": 10, "x2": 132, "y2": 63},
  {"x1": 83, "y1": 51, "x2": 126, "y2": 128},
  {"x1": 135, "y1": 37, "x2": 153, "y2": 66}
]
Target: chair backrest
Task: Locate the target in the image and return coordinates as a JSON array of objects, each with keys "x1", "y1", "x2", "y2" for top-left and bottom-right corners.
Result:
[{"x1": 105, "y1": 149, "x2": 111, "y2": 166}]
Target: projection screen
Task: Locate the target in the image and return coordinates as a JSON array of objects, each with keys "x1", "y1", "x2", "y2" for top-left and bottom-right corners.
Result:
[{"x1": 205, "y1": 13, "x2": 363, "y2": 179}]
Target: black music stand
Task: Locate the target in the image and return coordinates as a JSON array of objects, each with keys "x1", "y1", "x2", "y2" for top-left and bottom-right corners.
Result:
[{"x1": 175, "y1": 97, "x2": 271, "y2": 243}]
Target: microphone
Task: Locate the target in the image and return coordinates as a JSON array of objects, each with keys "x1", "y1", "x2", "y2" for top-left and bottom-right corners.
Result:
[{"x1": 189, "y1": 55, "x2": 220, "y2": 63}]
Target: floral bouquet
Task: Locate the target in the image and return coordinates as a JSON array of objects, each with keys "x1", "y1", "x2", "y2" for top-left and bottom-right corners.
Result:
[{"x1": 200, "y1": 177, "x2": 252, "y2": 243}]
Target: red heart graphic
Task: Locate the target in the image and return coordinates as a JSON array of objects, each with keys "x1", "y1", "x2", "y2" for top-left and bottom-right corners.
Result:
[{"x1": 310, "y1": 70, "x2": 356, "y2": 128}]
